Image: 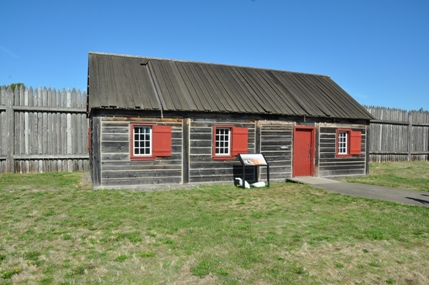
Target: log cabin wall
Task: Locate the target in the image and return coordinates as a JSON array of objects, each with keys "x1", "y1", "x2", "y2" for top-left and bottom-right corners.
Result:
[
  {"x1": 188, "y1": 117, "x2": 256, "y2": 184},
  {"x1": 96, "y1": 115, "x2": 183, "y2": 188},
  {"x1": 90, "y1": 111, "x2": 371, "y2": 189},
  {"x1": 260, "y1": 121, "x2": 293, "y2": 182},
  {"x1": 318, "y1": 123, "x2": 368, "y2": 177}
]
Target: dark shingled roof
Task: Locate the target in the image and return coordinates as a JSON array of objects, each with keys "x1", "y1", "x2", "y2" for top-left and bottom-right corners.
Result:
[{"x1": 88, "y1": 52, "x2": 373, "y2": 120}]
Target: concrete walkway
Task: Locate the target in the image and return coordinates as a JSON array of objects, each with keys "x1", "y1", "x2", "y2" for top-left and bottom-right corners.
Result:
[{"x1": 288, "y1": 177, "x2": 429, "y2": 207}]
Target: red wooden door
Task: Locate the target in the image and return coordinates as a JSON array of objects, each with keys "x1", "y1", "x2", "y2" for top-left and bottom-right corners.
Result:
[{"x1": 293, "y1": 127, "x2": 315, "y2": 177}]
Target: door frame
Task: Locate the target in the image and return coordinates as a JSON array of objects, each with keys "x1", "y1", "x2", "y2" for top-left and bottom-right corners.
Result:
[{"x1": 293, "y1": 126, "x2": 316, "y2": 177}]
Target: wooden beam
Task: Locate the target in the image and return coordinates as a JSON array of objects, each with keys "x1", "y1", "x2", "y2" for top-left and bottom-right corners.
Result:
[
  {"x1": 13, "y1": 106, "x2": 86, "y2": 113},
  {"x1": 13, "y1": 154, "x2": 89, "y2": 160},
  {"x1": 413, "y1": 122, "x2": 429, "y2": 127},
  {"x1": 369, "y1": 151, "x2": 429, "y2": 155},
  {"x1": 370, "y1": 119, "x2": 408, "y2": 126},
  {"x1": 370, "y1": 119, "x2": 429, "y2": 127}
]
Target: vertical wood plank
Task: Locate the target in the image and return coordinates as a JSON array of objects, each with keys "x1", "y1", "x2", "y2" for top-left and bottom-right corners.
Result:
[
  {"x1": 0, "y1": 88, "x2": 4, "y2": 161},
  {"x1": 407, "y1": 112, "x2": 412, "y2": 161},
  {"x1": 14, "y1": 112, "x2": 19, "y2": 156},
  {"x1": 0, "y1": 86, "x2": 4, "y2": 106},
  {"x1": 67, "y1": 113, "x2": 72, "y2": 155},
  {"x1": 38, "y1": 87, "x2": 43, "y2": 107},
  {"x1": 62, "y1": 110, "x2": 67, "y2": 155},
  {"x1": 28, "y1": 87, "x2": 34, "y2": 107},
  {"x1": 71, "y1": 88, "x2": 77, "y2": 109},
  {"x1": 19, "y1": 85, "x2": 24, "y2": 106},
  {"x1": 42, "y1": 87, "x2": 48, "y2": 107},
  {"x1": 6, "y1": 86, "x2": 15, "y2": 173},
  {"x1": 56, "y1": 112, "x2": 61, "y2": 155},
  {"x1": 77, "y1": 114, "x2": 82, "y2": 155}
]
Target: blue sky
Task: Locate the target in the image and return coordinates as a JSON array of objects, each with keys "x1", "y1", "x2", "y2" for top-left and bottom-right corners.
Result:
[{"x1": 1, "y1": 0, "x2": 428, "y2": 111}]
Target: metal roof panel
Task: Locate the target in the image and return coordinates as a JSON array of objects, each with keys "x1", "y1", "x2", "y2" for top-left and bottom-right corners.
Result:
[{"x1": 88, "y1": 52, "x2": 374, "y2": 120}]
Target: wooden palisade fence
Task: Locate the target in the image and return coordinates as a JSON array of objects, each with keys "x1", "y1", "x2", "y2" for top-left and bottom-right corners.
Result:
[
  {"x1": 365, "y1": 106, "x2": 429, "y2": 162},
  {"x1": 0, "y1": 86, "x2": 89, "y2": 173}
]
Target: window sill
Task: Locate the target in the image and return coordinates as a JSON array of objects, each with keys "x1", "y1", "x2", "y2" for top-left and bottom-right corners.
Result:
[
  {"x1": 336, "y1": 154, "x2": 359, "y2": 159},
  {"x1": 130, "y1": 156, "x2": 156, "y2": 161},
  {"x1": 212, "y1": 155, "x2": 235, "y2": 161}
]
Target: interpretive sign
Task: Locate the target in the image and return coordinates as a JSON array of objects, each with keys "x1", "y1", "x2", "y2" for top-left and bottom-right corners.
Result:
[
  {"x1": 238, "y1": 154, "x2": 270, "y2": 188},
  {"x1": 240, "y1": 153, "x2": 267, "y2": 166}
]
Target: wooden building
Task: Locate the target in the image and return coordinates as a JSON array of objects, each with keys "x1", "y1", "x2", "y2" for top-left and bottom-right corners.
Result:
[{"x1": 87, "y1": 52, "x2": 374, "y2": 189}]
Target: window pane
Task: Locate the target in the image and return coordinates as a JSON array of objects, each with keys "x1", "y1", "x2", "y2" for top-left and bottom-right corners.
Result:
[
  {"x1": 215, "y1": 128, "x2": 230, "y2": 155},
  {"x1": 134, "y1": 126, "x2": 152, "y2": 156},
  {"x1": 338, "y1": 131, "x2": 348, "y2": 154}
]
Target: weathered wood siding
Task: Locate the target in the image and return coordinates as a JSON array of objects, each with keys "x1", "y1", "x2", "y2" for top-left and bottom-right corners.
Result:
[
  {"x1": 98, "y1": 118, "x2": 183, "y2": 187},
  {"x1": 0, "y1": 86, "x2": 89, "y2": 173},
  {"x1": 90, "y1": 113, "x2": 373, "y2": 188},
  {"x1": 0, "y1": 89, "x2": 7, "y2": 171},
  {"x1": 260, "y1": 121, "x2": 293, "y2": 182},
  {"x1": 318, "y1": 125, "x2": 367, "y2": 177},
  {"x1": 365, "y1": 106, "x2": 429, "y2": 161},
  {"x1": 189, "y1": 118, "x2": 256, "y2": 183},
  {"x1": 411, "y1": 110, "x2": 429, "y2": 160}
]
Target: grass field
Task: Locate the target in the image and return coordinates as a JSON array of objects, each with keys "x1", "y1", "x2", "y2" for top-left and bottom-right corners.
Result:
[
  {"x1": 345, "y1": 161, "x2": 429, "y2": 192},
  {"x1": 1, "y1": 162, "x2": 429, "y2": 284}
]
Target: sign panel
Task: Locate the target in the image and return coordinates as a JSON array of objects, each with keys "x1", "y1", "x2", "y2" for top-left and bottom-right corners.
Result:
[{"x1": 239, "y1": 154, "x2": 267, "y2": 166}]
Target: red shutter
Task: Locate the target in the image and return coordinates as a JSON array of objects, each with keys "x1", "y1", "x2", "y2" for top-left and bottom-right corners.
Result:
[
  {"x1": 152, "y1": 125, "x2": 172, "y2": 157},
  {"x1": 350, "y1": 131, "x2": 362, "y2": 155},
  {"x1": 232, "y1": 127, "x2": 248, "y2": 156}
]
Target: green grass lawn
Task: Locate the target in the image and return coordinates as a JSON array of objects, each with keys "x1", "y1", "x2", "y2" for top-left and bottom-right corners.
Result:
[
  {"x1": 345, "y1": 161, "x2": 429, "y2": 192},
  {"x1": 1, "y1": 164, "x2": 429, "y2": 284}
]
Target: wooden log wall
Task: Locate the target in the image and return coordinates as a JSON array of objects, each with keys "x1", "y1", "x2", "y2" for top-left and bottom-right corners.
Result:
[
  {"x1": 365, "y1": 106, "x2": 429, "y2": 162},
  {"x1": 189, "y1": 118, "x2": 256, "y2": 184},
  {"x1": 99, "y1": 118, "x2": 183, "y2": 187},
  {"x1": 260, "y1": 121, "x2": 292, "y2": 182},
  {"x1": 0, "y1": 86, "x2": 89, "y2": 173},
  {"x1": 318, "y1": 125, "x2": 367, "y2": 177}
]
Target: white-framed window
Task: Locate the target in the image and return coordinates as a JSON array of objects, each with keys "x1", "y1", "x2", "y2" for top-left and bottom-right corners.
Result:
[
  {"x1": 130, "y1": 123, "x2": 172, "y2": 161},
  {"x1": 212, "y1": 125, "x2": 248, "y2": 160},
  {"x1": 215, "y1": 127, "x2": 231, "y2": 155},
  {"x1": 133, "y1": 125, "x2": 152, "y2": 156},
  {"x1": 336, "y1": 128, "x2": 362, "y2": 158},
  {"x1": 338, "y1": 131, "x2": 348, "y2": 155}
]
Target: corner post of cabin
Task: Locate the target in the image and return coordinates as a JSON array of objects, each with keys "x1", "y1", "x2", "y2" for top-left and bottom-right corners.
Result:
[
  {"x1": 255, "y1": 120, "x2": 261, "y2": 181},
  {"x1": 365, "y1": 123, "x2": 370, "y2": 175},
  {"x1": 91, "y1": 116, "x2": 101, "y2": 186},
  {"x1": 182, "y1": 117, "x2": 190, "y2": 184}
]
